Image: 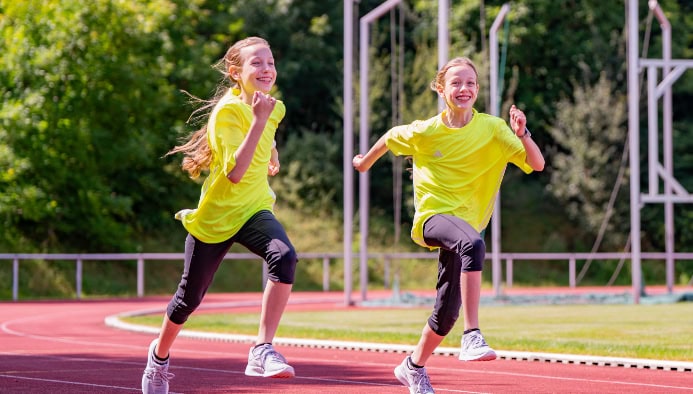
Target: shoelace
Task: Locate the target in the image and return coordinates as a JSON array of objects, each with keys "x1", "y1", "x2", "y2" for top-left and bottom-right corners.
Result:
[
  {"x1": 262, "y1": 348, "x2": 288, "y2": 365},
  {"x1": 144, "y1": 366, "x2": 175, "y2": 385},
  {"x1": 411, "y1": 368, "x2": 433, "y2": 394},
  {"x1": 464, "y1": 332, "x2": 487, "y2": 350}
]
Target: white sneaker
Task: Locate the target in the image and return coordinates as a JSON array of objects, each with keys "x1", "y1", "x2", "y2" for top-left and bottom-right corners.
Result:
[
  {"x1": 244, "y1": 344, "x2": 295, "y2": 378},
  {"x1": 394, "y1": 357, "x2": 435, "y2": 394},
  {"x1": 459, "y1": 329, "x2": 497, "y2": 361},
  {"x1": 141, "y1": 339, "x2": 174, "y2": 394}
]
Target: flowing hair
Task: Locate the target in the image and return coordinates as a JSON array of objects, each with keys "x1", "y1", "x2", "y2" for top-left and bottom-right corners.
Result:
[{"x1": 167, "y1": 37, "x2": 270, "y2": 179}]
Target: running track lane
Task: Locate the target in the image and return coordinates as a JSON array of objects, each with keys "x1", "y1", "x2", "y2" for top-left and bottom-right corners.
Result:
[{"x1": 1, "y1": 292, "x2": 692, "y2": 393}]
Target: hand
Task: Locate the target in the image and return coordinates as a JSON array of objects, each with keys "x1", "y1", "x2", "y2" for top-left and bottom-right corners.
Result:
[
  {"x1": 352, "y1": 154, "x2": 368, "y2": 172},
  {"x1": 252, "y1": 91, "x2": 276, "y2": 121},
  {"x1": 509, "y1": 104, "x2": 527, "y2": 136},
  {"x1": 268, "y1": 152, "x2": 280, "y2": 176}
]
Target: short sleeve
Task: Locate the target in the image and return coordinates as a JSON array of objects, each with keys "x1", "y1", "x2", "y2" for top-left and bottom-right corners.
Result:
[
  {"x1": 385, "y1": 121, "x2": 424, "y2": 156},
  {"x1": 496, "y1": 121, "x2": 532, "y2": 174},
  {"x1": 211, "y1": 105, "x2": 245, "y2": 175}
]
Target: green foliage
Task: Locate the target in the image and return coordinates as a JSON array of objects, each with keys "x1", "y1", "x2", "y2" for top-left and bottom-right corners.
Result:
[
  {"x1": 546, "y1": 74, "x2": 629, "y2": 249},
  {"x1": 270, "y1": 131, "x2": 342, "y2": 214}
]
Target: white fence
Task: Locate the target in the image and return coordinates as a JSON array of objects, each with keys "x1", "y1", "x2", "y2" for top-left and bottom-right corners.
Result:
[{"x1": 1, "y1": 252, "x2": 692, "y2": 302}]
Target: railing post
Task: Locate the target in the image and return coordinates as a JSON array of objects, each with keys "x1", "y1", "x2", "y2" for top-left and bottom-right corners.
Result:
[
  {"x1": 137, "y1": 257, "x2": 144, "y2": 297},
  {"x1": 12, "y1": 258, "x2": 19, "y2": 301},
  {"x1": 322, "y1": 256, "x2": 330, "y2": 291},
  {"x1": 383, "y1": 256, "x2": 391, "y2": 289},
  {"x1": 76, "y1": 258, "x2": 82, "y2": 299},
  {"x1": 505, "y1": 258, "x2": 513, "y2": 288},
  {"x1": 569, "y1": 257, "x2": 576, "y2": 288}
]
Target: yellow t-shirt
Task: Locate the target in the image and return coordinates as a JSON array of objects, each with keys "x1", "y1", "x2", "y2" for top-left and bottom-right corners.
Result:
[
  {"x1": 385, "y1": 109, "x2": 532, "y2": 249},
  {"x1": 176, "y1": 89, "x2": 286, "y2": 243}
]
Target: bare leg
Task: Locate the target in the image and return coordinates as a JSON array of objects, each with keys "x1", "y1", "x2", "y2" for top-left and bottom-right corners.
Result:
[
  {"x1": 256, "y1": 280, "x2": 293, "y2": 344},
  {"x1": 410, "y1": 323, "x2": 445, "y2": 366},
  {"x1": 153, "y1": 315, "x2": 183, "y2": 359},
  {"x1": 462, "y1": 271, "x2": 481, "y2": 330}
]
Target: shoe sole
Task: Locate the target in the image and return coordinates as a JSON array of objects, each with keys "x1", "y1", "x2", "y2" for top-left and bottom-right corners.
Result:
[
  {"x1": 245, "y1": 366, "x2": 295, "y2": 378},
  {"x1": 459, "y1": 350, "x2": 497, "y2": 361}
]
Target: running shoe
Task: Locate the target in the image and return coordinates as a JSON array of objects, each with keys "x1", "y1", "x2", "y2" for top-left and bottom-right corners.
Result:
[
  {"x1": 141, "y1": 339, "x2": 174, "y2": 394},
  {"x1": 394, "y1": 356, "x2": 435, "y2": 394},
  {"x1": 459, "y1": 329, "x2": 497, "y2": 361},
  {"x1": 244, "y1": 343, "x2": 295, "y2": 378}
]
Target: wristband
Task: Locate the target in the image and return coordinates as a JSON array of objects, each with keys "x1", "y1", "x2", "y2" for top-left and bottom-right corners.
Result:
[{"x1": 519, "y1": 127, "x2": 532, "y2": 139}]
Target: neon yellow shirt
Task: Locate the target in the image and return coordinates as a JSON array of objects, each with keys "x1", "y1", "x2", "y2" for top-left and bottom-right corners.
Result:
[
  {"x1": 385, "y1": 109, "x2": 532, "y2": 248},
  {"x1": 176, "y1": 88, "x2": 285, "y2": 243}
]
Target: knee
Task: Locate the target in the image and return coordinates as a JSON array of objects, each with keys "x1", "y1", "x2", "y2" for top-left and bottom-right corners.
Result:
[
  {"x1": 428, "y1": 309, "x2": 460, "y2": 336},
  {"x1": 462, "y1": 237, "x2": 485, "y2": 272},
  {"x1": 267, "y1": 239, "x2": 298, "y2": 284},
  {"x1": 167, "y1": 295, "x2": 202, "y2": 325}
]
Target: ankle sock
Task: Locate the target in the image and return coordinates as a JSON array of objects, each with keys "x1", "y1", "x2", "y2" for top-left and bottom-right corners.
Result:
[
  {"x1": 464, "y1": 328, "x2": 480, "y2": 335},
  {"x1": 152, "y1": 352, "x2": 168, "y2": 365},
  {"x1": 407, "y1": 356, "x2": 424, "y2": 370}
]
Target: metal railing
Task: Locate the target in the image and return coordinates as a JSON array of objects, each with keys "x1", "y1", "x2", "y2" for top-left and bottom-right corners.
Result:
[{"x1": 2, "y1": 252, "x2": 692, "y2": 301}]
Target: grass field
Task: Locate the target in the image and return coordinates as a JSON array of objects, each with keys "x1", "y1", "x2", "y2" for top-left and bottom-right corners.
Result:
[{"x1": 124, "y1": 302, "x2": 693, "y2": 362}]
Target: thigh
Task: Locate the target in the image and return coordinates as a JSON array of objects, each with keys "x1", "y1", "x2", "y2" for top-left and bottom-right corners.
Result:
[
  {"x1": 233, "y1": 210, "x2": 294, "y2": 260},
  {"x1": 423, "y1": 214, "x2": 481, "y2": 251}
]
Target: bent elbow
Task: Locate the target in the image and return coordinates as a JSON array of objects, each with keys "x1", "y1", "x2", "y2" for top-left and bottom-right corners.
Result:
[
  {"x1": 534, "y1": 160, "x2": 545, "y2": 172},
  {"x1": 226, "y1": 172, "x2": 242, "y2": 184}
]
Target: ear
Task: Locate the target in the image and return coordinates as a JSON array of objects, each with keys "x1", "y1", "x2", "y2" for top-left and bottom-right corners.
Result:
[
  {"x1": 436, "y1": 84, "x2": 444, "y2": 97},
  {"x1": 229, "y1": 66, "x2": 240, "y2": 81}
]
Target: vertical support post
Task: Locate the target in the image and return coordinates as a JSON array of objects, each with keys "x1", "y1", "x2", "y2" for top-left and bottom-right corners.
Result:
[
  {"x1": 12, "y1": 258, "x2": 19, "y2": 301},
  {"x1": 76, "y1": 258, "x2": 82, "y2": 299},
  {"x1": 505, "y1": 258, "x2": 513, "y2": 288},
  {"x1": 438, "y1": 0, "x2": 449, "y2": 111},
  {"x1": 359, "y1": 0, "x2": 403, "y2": 303},
  {"x1": 649, "y1": 1, "x2": 674, "y2": 294},
  {"x1": 489, "y1": 3, "x2": 510, "y2": 298},
  {"x1": 627, "y1": 0, "x2": 642, "y2": 304},
  {"x1": 569, "y1": 257, "x2": 576, "y2": 288},
  {"x1": 343, "y1": 0, "x2": 354, "y2": 306},
  {"x1": 137, "y1": 257, "x2": 144, "y2": 298},
  {"x1": 323, "y1": 257, "x2": 330, "y2": 291}
]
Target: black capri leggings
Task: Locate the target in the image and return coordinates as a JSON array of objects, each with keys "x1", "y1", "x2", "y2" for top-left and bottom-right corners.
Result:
[
  {"x1": 422, "y1": 214, "x2": 486, "y2": 336},
  {"x1": 167, "y1": 210, "x2": 298, "y2": 324}
]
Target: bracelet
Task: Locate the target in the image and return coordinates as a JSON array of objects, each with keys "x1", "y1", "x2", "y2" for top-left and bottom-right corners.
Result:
[{"x1": 519, "y1": 127, "x2": 532, "y2": 139}]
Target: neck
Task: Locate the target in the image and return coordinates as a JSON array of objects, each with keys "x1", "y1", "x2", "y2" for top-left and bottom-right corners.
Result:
[{"x1": 444, "y1": 109, "x2": 473, "y2": 128}]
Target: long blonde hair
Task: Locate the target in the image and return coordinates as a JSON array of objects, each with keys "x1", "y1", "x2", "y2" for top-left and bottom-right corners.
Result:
[{"x1": 167, "y1": 37, "x2": 270, "y2": 179}]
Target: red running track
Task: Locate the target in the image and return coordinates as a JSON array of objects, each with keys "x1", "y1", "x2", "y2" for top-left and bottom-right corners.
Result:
[{"x1": 1, "y1": 291, "x2": 692, "y2": 393}]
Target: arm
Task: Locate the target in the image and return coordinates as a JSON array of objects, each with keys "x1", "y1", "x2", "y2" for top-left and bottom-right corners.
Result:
[
  {"x1": 268, "y1": 146, "x2": 280, "y2": 176},
  {"x1": 226, "y1": 91, "x2": 276, "y2": 183},
  {"x1": 353, "y1": 133, "x2": 390, "y2": 172},
  {"x1": 509, "y1": 105, "x2": 545, "y2": 172}
]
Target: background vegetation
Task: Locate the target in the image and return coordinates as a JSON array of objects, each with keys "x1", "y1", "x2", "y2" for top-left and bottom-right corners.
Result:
[{"x1": 1, "y1": 0, "x2": 692, "y2": 298}]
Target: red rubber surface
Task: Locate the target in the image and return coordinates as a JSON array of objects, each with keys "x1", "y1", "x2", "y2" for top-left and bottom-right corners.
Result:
[{"x1": 1, "y1": 290, "x2": 691, "y2": 393}]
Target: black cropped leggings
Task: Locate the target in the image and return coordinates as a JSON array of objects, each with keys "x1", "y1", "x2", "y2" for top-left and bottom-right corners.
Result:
[
  {"x1": 422, "y1": 214, "x2": 486, "y2": 336},
  {"x1": 167, "y1": 210, "x2": 298, "y2": 324}
]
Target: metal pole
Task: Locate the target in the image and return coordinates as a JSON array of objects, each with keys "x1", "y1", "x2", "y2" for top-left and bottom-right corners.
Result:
[
  {"x1": 489, "y1": 3, "x2": 510, "y2": 298},
  {"x1": 438, "y1": 0, "x2": 449, "y2": 111},
  {"x1": 649, "y1": 0, "x2": 674, "y2": 294},
  {"x1": 627, "y1": 0, "x2": 642, "y2": 304},
  {"x1": 359, "y1": 0, "x2": 403, "y2": 303},
  {"x1": 12, "y1": 258, "x2": 18, "y2": 301},
  {"x1": 137, "y1": 257, "x2": 144, "y2": 297},
  {"x1": 343, "y1": 0, "x2": 354, "y2": 306}
]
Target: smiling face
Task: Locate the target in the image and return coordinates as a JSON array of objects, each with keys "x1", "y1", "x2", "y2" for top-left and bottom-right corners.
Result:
[
  {"x1": 230, "y1": 43, "x2": 276, "y2": 103},
  {"x1": 437, "y1": 64, "x2": 479, "y2": 113}
]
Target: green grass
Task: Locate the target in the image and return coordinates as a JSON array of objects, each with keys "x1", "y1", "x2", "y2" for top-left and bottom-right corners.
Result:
[{"x1": 123, "y1": 302, "x2": 693, "y2": 362}]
